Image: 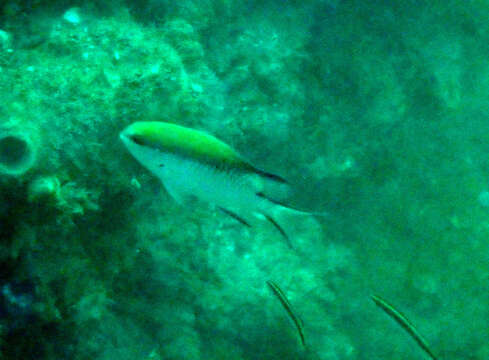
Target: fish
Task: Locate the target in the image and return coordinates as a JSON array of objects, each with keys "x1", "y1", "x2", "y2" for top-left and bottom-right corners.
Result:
[
  {"x1": 120, "y1": 121, "x2": 310, "y2": 244},
  {"x1": 371, "y1": 294, "x2": 438, "y2": 360},
  {"x1": 267, "y1": 280, "x2": 306, "y2": 347}
]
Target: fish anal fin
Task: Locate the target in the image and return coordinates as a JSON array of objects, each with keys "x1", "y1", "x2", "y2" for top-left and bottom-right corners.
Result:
[
  {"x1": 162, "y1": 179, "x2": 193, "y2": 205},
  {"x1": 218, "y1": 206, "x2": 252, "y2": 228}
]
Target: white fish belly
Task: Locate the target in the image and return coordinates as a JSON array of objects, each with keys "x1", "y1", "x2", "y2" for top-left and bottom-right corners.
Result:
[{"x1": 155, "y1": 154, "x2": 263, "y2": 212}]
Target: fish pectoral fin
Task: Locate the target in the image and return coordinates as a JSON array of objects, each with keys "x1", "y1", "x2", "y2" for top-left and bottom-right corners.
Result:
[
  {"x1": 218, "y1": 206, "x2": 252, "y2": 228},
  {"x1": 162, "y1": 180, "x2": 194, "y2": 205}
]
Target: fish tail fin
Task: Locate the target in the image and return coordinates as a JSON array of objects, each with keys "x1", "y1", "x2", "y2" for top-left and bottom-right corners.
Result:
[
  {"x1": 262, "y1": 212, "x2": 294, "y2": 249},
  {"x1": 256, "y1": 191, "x2": 329, "y2": 217},
  {"x1": 257, "y1": 192, "x2": 327, "y2": 249}
]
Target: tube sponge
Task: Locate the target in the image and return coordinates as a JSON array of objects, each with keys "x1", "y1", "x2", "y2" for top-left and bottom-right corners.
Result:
[{"x1": 0, "y1": 130, "x2": 37, "y2": 176}]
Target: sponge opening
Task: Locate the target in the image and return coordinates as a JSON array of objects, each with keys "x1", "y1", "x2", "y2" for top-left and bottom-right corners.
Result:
[{"x1": 0, "y1": 133, "x2": 36, "y2": 176}]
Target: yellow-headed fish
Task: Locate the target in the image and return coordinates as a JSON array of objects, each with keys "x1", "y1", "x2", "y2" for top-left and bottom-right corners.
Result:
[{"x1": 120, "y1": 121, "x2": 310, "y2": 245}]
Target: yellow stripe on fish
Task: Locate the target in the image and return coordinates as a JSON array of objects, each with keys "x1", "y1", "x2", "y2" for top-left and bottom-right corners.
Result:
[
  {"x1": 267, "y1": 280, "x2": 306, "y2": 347},
  {"x1": 371, "y1": 294, "x2": 438, "y2": 360},
  {"x1": 121, "y1": 122, "x2": 250, "y2": 172}
]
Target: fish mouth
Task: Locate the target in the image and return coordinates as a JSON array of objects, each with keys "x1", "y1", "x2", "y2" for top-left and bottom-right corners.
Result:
[
  {"x1": 119, "y1": 127, "x2": 133, "y2": 144},
  {"x1": 119, "y1": 132, "x2": 129, "y2": 148},
  {"x1": 119, "y1": 131, "x2": 128, "y2": 141},
  {"x1": 120, "y1": 129, "x2": 146, "y2": 147}
]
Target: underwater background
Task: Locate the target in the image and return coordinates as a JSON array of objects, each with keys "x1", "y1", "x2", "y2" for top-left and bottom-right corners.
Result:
[{"x1": 0, "y1": 0, "x2": 488, "y2": 359}]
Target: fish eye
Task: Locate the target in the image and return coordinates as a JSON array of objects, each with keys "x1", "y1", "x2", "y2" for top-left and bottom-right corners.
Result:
[{"x1": 131, "y1": 135, "x2": 145, "y2": 146}]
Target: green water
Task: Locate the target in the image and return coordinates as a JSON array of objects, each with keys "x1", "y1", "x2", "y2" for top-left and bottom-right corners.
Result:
[{"x1": 0, "y1": 0, "x2": 488, "y2": 359}]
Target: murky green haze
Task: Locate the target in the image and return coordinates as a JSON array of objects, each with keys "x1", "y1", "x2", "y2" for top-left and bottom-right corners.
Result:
[{"x1": 0, "y1": 1, "x2": 488, "y2": 359}]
